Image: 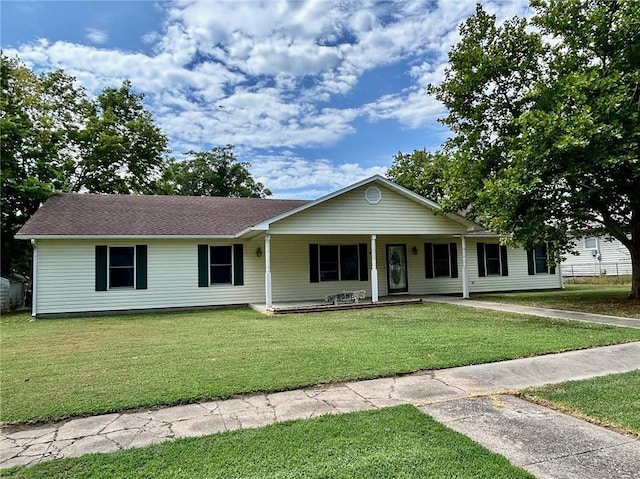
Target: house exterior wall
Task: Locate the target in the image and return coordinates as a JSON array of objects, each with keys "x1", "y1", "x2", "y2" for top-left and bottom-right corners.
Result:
[
  {"x1": 33, "y1": 234, "x2": 561, "y2": 316},
  {"x1": 561, "y1": 236, "x2": 632, "y2": 276},
  {"x1": 35, "y1": 238, "x2": 265, "y2": 315},
  {"x1": 267, "y1": 184, "x2": 468, "y2": 236}
]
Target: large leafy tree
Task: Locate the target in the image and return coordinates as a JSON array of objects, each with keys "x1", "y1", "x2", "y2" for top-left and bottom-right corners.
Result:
[
  {"x1": 1, "y1": 56, "x2": 169, "y2": 274},
  {"x1": 392, "y1": 1, "x2": 640, "y2": 298},
  {"x1": 160, "y1": 146, "x2": 271, "y2": 198}
]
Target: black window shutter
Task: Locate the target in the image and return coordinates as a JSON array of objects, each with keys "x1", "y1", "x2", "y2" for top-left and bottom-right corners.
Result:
[
  {"x1": 424, "y1": 243, "x2": 434, "y2": 278},
  {"x1": 198, "y1": 244, "x2": 209, "y2": 287},
  {"x1": 477, "y1": 242, "x2": 486, "y2": 277},
  {"x1": 233, "y1": 244, "x2": 244, "y2": 285},
  {"x1": 527, "y1": 249, "x2": 535, "y2": 275},
  {"x1": 359, "y1": 243, "x2": 368, "y2": 281},
  {"x1": 95, "y1": 245, "x2": 108, "y2": 291},
  {"x1": 309, "y1": 244, "x2": 319, "y2": 283},
  {"x1": 500, "y1": 245, "x2": 509, "y2": 276},
  {"x1": 449, "y1": 242, "x2": 458, "y2": 278},
  {"x1": 136, "y1": 245, "x2": 148, "y2": 289}
]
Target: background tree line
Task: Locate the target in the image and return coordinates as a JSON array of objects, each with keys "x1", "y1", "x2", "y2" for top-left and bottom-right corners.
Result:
[
  {"x1": 388, "y1": 0, "x2": 640, "y2": 299},
  {"x1": 1, "y1": 55, "x2": 269, "y2": 275}
]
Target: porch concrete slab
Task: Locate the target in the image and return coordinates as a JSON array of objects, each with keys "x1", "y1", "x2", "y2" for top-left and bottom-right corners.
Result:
[
  {"x1": 421, "y1": 395, "x2": 640, "y2": 479},
  {"x1": 56, "y1": 414, "x2": 120, "y2": 441}
]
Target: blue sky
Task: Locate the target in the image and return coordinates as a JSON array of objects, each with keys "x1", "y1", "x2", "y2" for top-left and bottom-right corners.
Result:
[{"x1": 1, "y1": 0, "x2": 530, "y2": 199}]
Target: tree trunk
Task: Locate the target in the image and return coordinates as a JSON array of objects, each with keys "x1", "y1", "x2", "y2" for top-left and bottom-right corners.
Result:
[{"x1": 630, "y1": 240, "x2": 640, "y2": 300}]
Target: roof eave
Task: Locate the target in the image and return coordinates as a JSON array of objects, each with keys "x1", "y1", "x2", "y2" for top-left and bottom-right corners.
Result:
[{"x1": 15, "y1": 234, "x2": 238, "y2": 241}]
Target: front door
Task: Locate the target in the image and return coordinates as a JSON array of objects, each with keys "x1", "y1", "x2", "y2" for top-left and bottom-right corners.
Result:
[{"x1": 387, "y1": 244, "x2": 408, "y2": 294}]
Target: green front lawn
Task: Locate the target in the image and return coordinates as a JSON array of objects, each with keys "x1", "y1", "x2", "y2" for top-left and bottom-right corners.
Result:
[
  {"x1": 2, "y1": 304, "x2": 639, "y2": 424},
  {"x1": 524, "y1": 370, "x2": 640, "y2": 437},
  {"x1": 2, "y1": 405, "x2": 534, "y2": 479},
  {"x1": 474, "y1": 284, "x2": 640, "y2": 318}
]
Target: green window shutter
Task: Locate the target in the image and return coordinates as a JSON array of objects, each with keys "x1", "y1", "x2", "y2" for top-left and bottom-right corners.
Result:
[
  {"x1": 358, "y1": 243, "x2": 368, "y2": 281},
  {"x1": 136, "y1": 245, "x2": 148, "y2": 289},
  {"x1": 233, "y1": 244, "x2": 244, "y2": 286},
  {"x1": 449, "y1": 243, "x2": 458, "y2": 278},
  {"x1": 527, "y1": 249, "x2": 535, "y2": 275},
  {"x1": 309, "y1": 244, "x2": 319, "y2": 283},
  {"x1": 477, "y1": 242, "x2": 486, "y2": 277},
  {"x1": 198, "y1": 244, "x2": 209, "y2": 287},
  {"x1": 500, "y1": 245, "x2": 509, "y2": 276},
  {"x1": 424, "y1": 243, "x2": 434, "y2": 278},
  {"x1": 95, "y1": 245, "x2": 108, "y2": 291}
]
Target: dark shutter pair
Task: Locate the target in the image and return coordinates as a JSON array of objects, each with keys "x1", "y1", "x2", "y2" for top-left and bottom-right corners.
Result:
[
  {"x1": 424, "y1": 242, "x2": 458, "y2": 278},
  {"x1": 198, "y1": 244, "x2": 244, "y2": 287},
  {"x1": 309, "y1": 243, "x2": 368, "y2": 282},
  {"x1": 95, "y1": 245, "x2": 147, "y2": 291},
  {"x1": 477, "y1": 243, "x2": 509, "y2": 277}
]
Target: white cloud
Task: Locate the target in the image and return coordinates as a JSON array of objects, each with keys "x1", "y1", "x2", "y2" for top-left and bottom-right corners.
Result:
[
  {"x1": 86, "y1": 28, "x2": 108, "y2": 45},
  {"x1": 6, "y1": 0, "x2": 532, "y2": 196}
]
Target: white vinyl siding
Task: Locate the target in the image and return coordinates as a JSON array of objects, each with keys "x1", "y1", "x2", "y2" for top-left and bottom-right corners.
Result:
[
  {"x1": 562, "y1": 235, "x2": 632, "y2": 276},
  {"x1": 268, "y1": 184, "x2": 468, "y2": 236},
  {"x1": 35, "y1": 239, "x2": 264, "y2": 315}
]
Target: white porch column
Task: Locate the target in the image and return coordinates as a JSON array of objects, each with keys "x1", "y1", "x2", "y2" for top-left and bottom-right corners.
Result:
[
  {"x1": 370, "y1": 234, "x2": 379, "y2": 302},
  {"x1": 31, "y1": 239, "x2": 38, "y2": 319},
  {"x1": 265, "y1": 234, "x2": 272, "y2": 309},
  {"x1": 461, "y1": 235, "x2": 470, "y2": 299}
]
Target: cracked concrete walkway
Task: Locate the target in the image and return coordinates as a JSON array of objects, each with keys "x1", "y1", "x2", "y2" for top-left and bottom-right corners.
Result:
[{"x1": 2, "y1": 342, "x2": 639, "y2": 477}]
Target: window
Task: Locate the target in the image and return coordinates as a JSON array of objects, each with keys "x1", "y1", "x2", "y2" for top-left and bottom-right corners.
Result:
[
  {"x1": 197, "y1": 244, "x2": 244, "y2": 287},
  {"x1": 583, "y1": 237, "x2": 597, "y2": 250},
  {"x1": 425, "y1": 243, "x2": 458, "y2": 278},
  {"x1": 110, "y1": 247, "x2": 135, "y2": 288},
  {"x1": 476, "y1": 242, "x2": 508, "y2": 277},
  {"x1": 527, "y1": 244, "x2": 555, "y2": 275},
  {"x1": 210, "y1": 246, "x2": 232, "y2": 284},
  {"x1": 309, "y1": 244, "x2": 368, "y2": 282},
  {"x1": 95, "y1": 245, "x2": 147, "y2": 291}
]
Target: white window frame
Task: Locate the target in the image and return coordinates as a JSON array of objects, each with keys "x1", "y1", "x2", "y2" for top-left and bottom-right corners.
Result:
[
  {"x1": 210, "y1": 245, "x2": 234, "y2": 285},
  {"x1": 318, "y1": 244, "x2": 361, "y2": 282},
  {"x1": 108, "y1": 246, "x2": 136, "y2": 289},
  {"x1": 583, "y1": 237, "x2": 598, "y2": 250}
]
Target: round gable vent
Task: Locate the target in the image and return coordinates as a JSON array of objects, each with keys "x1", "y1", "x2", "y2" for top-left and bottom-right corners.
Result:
[{"x1": 365, "y1": 186, "x2": 382, "y2": 205}]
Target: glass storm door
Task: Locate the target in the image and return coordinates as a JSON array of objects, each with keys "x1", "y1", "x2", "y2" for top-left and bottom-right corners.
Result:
[{"x1": 387, "y1": 244, "x2": 408, "y2": 294}]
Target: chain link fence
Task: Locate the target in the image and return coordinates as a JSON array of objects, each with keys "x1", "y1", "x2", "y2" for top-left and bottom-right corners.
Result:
[{"x1": 562, "y1": 261, "x2": 632, "y2": 277}]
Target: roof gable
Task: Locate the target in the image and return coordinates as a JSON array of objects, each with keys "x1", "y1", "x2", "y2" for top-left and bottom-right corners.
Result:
[{"x1": 252, "y1": 175, "x2": 482, "y2": 233}]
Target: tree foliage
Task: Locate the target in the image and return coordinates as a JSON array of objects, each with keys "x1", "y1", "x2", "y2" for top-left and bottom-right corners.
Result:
[
  {"x1": 1, "y1": 56, "x2": 270, "y2": 276},
  {"x1": 159, "y1": 146, "x2": 271, "y2": 198},
  {"x1": 391, "y1": 1, "x2": 640, "y2": 298}
]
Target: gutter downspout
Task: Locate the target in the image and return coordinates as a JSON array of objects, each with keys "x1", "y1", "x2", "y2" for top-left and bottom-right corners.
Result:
[{"x1": 31, "y1": 239, "x2": 37, "y2": 319}]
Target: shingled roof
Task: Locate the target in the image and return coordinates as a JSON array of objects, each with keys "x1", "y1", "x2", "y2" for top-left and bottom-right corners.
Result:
[{"x1": 16, "y1": 193, "x2": 309, "y2": 237}]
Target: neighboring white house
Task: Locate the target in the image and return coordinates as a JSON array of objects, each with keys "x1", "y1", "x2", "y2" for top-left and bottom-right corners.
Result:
[
  {"x1": 16, "y1": 176, "x2": 562, "y2": 318},
  {"x1": 561, "y1": 235, "x2": 632, "y2": 277}
]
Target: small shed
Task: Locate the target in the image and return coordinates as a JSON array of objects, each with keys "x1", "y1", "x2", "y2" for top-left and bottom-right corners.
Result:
[{"x1": 0, "y1": 273, "x2": 28, "y2": 311}]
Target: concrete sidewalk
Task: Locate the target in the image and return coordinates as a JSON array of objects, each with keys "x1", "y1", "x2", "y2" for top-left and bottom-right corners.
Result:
[
  {"x1": 2, "y1": 342, "x2": 639, "y2": 477},
  {"x1": 423, "y1": 295, "x2": 640, "y2": 329}
]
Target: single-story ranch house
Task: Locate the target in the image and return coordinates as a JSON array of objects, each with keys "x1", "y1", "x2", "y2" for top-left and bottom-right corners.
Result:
[{"x1": 16, "y1": 176, "x2": 561, "y2": 318}]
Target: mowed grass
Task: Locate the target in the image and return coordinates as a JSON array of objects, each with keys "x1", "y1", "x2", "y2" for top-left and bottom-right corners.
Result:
[
  {"x1": 2, "y1": 405, "x2": 534, "y2": 479},
  {"x1": 524, "y1": 370, "x2": 640, "y2": 437},
  {"x1": 2, "y1": 304, "x2": 640, "y2": 424},
  {"x1": 474, "y1": 284, "x2": 640, "y2": 318}
]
